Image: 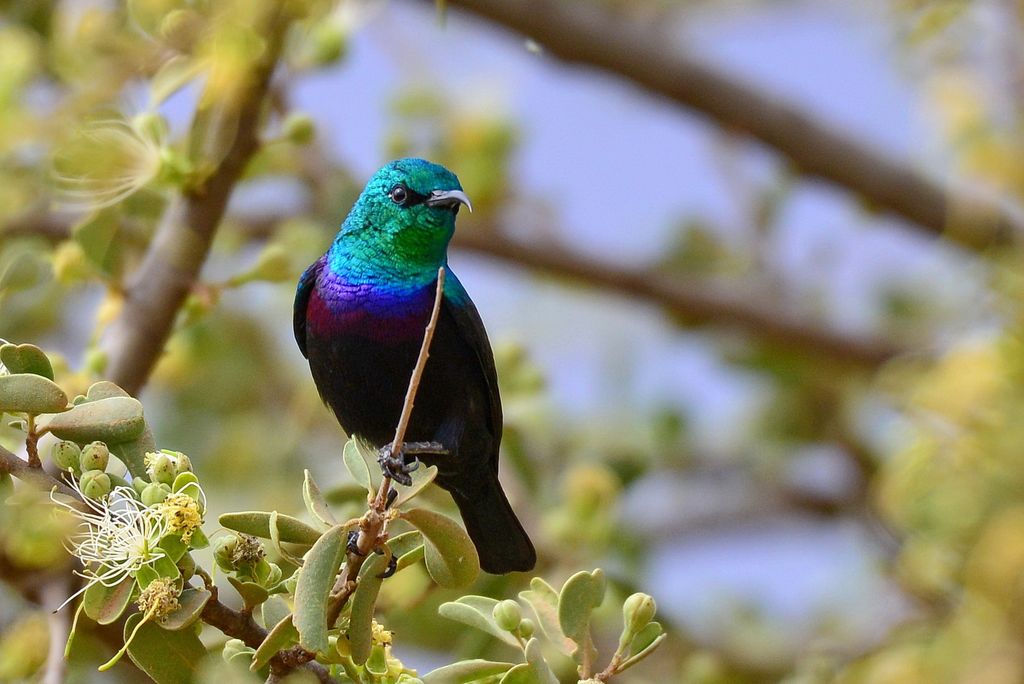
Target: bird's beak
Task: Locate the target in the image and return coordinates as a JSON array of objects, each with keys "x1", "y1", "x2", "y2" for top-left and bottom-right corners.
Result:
[{"x1": 426, "y1": 189, "x2": 473, "y2": 213}]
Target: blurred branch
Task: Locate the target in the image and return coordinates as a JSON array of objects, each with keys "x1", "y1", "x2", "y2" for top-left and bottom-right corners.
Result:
[
  {"x1": 101, "y1": 14, "x2": 288, "y2": 396},
  {"x1": 443, "y1": 0, "x2": 1024, "y2": 249},
  {"x1": 452, "y1": 229, "x2": 906, "y2": 366},
  {"x1": 0, "y1": 443, "x2": 77, "y2": 498}
]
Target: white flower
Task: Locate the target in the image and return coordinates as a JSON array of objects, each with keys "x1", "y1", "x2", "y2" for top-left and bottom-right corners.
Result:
[
  {"x1": 52, "y1": 480, "x2": 168, "y2": 608},
  {"x1": 52, "y1": 118, "x2": 165, "y2": 211}
]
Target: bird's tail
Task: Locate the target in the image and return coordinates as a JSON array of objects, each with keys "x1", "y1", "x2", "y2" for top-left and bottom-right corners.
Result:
[{"x1": 449, "y1": 476, "x2": 536, "y2": 574}]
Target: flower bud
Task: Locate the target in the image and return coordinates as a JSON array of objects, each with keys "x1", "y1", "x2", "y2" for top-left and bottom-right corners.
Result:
[
  {"x1": 171, "y1": 452, "x2": 193, "y2": 475},
  {"x1": 51, "y1": 441, "x2": 82, "y2": 473},
  {"x1": 51, "y1": 242, "x2": 91, "y2": 285},
  {"x1": 141, "y1": 482, "x2": 171, "y2": 506},
  {"x1": 146, "y1": 452, "x2": 175, "y2": 484},
  {"x1": 262, "y1": 562, "x2": 282, "y2": 587},
  {"x1": 222, "y1": 638, "x2": 254, "y2": 664},
  {"x1": 309, "y1": 23, "x2": 346, "y2": 66},
  {"x1": 80, "y1": 441, "x2": 109, "y2": 472},
  {"x1": 622, "y1": 593, "x2": 657, "y2": 635},
  {"x1": 517, "y1": 618, "x2": 535, "y2": 639},
  {"x1": 80, "y1": 470, "x2": 111, "y2": 500},
  {"x1": 177, "y1": 552, "x2": 196, "y2": 581},
  {"x1": 492, "y1": 600, "x2": 522, "y2": 632},
  {"x1": 214, "y1": 534, "x2": 239, "y2": 573},
  {"x1": 132, "y1": 477, "x2": 149, "y2": 497},
  {"x1": 283, "y1": 113, "x2": 316, "y2": 146}
]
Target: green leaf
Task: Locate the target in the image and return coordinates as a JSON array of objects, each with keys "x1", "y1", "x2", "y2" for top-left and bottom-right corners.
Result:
[
  {"x1": 524, "y1": 638, "x2": 558, "y2": 684},
  {"x1": 498, "y1": 664, "x2": 538, "y2": 684},
  {"x1": 387, "y1": 530, "x2": 426, "y2": 573},
  {"x1": 190, "y1": 527, "x2": 210, "y2": 550},
  {"x1": 401, "y1": 507, "x2": 479, "y2": 588},
  {"x1": 520, "y1": 578, "x2": 573, "y2": 655},
  {"x1": 72, "y1": 208, "x2": 122, "y2": 277},
  {"x1": 109, "y1": 424, "x2": 156, "y2": 478},
  {"x1": 558, "y1": 569, "x2": 606, "y2": 645},
  {"x1": 124, "y1": 612, "x2": 206, "y2": 684},
  {"x1": 219, "y1": 511, "x2": 322, "y2": 545},
  {"x1": 303, "y1": 469, "x2": 338, "y2": 529},
  {"x1": 0, "y1": 374, "x2": 68, "y2": 414},
  {"x1": 366, "y1": 644, "x2": 389, "y2": 676},
  {"x1": 0, "y1": 249, "x2": 45, "y2": 294},
  {"x1": 438, "y1": 596, "x2": 520, "y2": 648},
  {"x1": 160, "y1": 588, "x2": 210, "y2": 631},
  {"x1": 83, "y1": 380, "x2": 130, "y2": 401},
  {"x1": 620, "y1": 622, "x2": 665, "y2": 670},
  {"x1": 393, "y1": 464, "x2": 438, "y2": 507},
  {"x1": 82, "y1": 576, "x2": 135, "y2": 625},
  {"x1": 421, "y1": 660, "x2": 515, "y2": 684},
  {"x1": 159, "y1": 534, "x2": 189, "y2": 563},
  {"x1": 294, "y1": 524, "x2": 345, "y2": 653},
  {"x1": 0, "y1": 343, "x2": 53, "y2": 379},
  {"x1": 45, "y1": 396, "x2": 145, "y2": 443},
  {"x1": 228, "y1": 576, "x2": 270, "y2": 609},
  {"x1": 343, "y1": 439, "x2": 374, "y2": 495},
  {"x1": 260, "y1": 596, "x2": 291, "y2": 630},
  {"x1": 252, "y1": 614, "x2": 298, "y2": 671},
  {"x1": 348, "y1": 552, "x2": 389, "y2": 665}
]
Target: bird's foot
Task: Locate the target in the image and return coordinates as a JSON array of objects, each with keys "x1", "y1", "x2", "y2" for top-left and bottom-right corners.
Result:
[
  {"x1": 377, "y1": 441, "x2": 447, "y2": 487},
  {"x1": 346, "y1": 530, "x2": 366, "y2": 557}
]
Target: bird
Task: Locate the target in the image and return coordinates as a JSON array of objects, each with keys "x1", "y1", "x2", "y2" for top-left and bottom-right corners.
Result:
[{"x1": 293, "y1": 158, "x2": 536, "y2": 574}]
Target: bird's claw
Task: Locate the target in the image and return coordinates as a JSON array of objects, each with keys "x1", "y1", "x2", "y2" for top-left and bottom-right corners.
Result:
[
  {"x1": 346, "y1": 530, "x2": 366, "y2": 557},
  {"x1": 377, "y1": 445, "x2": 418, "y2": 486},
  {"x1": 377, "y1": 441, "x2": 446, "y2": 487}
]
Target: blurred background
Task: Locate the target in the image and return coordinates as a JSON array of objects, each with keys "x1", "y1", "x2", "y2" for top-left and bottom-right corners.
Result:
[{"x1": 3, "y1": 0, "x2": 1024, "y2": 681}]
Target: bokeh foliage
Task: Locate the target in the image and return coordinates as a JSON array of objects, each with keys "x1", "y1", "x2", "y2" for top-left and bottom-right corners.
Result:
[{"x1": 3, "y1": 0, "x2": 1024, "y2": 682}]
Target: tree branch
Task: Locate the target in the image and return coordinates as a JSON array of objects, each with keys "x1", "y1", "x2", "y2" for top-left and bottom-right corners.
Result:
[
  {"x1": 443, "y1": 0, "x2": 1024, "y2": 249},
  {"x1": 451, "y1": 229, "x2": 905, "y2": 367},
  {"x1": 199, "y1": 594, "x2": 337, "y2": 684},
  {"x1": 0, "y1": 443, "x2": 78, "y2": 498},
  {"x1": 102, "y1": 11, "x2": 288, "y2": 396}
]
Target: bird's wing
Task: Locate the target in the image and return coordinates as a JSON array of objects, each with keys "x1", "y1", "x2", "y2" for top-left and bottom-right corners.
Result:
[
  {"x1": 442, "y1": 271, "x2": 503, "y2": 444},
  {"x1": 293, "y1": 256, "x2": 325, "y2": 359}
]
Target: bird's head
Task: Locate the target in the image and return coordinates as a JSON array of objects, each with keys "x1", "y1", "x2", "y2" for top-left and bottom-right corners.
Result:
[{"x1": 340, "y1": 158, "x2": 471, "y2": 270}]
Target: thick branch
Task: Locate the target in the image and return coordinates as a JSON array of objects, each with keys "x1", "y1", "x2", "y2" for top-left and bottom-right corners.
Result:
[
  {"x1": 444, "y1": 0, "x2": 1024, "y2": 249},
  {"x1": 102, "y1": 15, "x2": 287, "y2": 395},
  {"x1": 451, "y1": 230, "x2": 905, "y2": 367}
]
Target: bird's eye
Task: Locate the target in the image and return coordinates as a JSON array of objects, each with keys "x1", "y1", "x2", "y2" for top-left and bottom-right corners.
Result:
[{"x1": 389, "y1": 185, "x2": 408, "y2": 205}]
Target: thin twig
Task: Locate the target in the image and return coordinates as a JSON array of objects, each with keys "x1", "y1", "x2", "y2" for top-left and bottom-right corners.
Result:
[
  {"x1": 328, "y1": 266, "x2": 446, "y2": 604},
  {"x1": 374, "y1": 266, "x2": 447, "y2": 511}
]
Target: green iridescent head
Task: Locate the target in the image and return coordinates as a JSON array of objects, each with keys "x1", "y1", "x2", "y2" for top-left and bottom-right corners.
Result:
[{"x1": 334, "y1": 158, "x2": 471, "y2": 274}]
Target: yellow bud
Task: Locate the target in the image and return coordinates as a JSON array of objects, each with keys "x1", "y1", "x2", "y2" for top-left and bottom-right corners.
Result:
[
  {"x1": 283, "y1": 112, "x2": 316, "y2": 145},
  {"x1": 52, "y1": 242, "x2": 91, "y2": 285}
]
